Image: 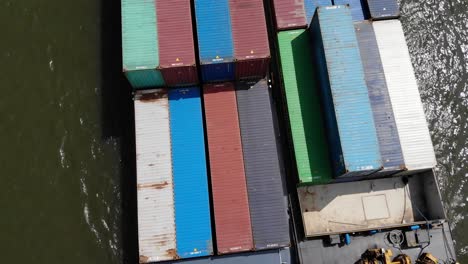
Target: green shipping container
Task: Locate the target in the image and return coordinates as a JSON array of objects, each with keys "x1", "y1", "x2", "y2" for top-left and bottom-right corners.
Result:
[
  {"x1": 277, "y1": 30, "x2": 332, "y2": 185},
  {"x1": 121, "y1": 0, "x2": 164, "y2": 88}
]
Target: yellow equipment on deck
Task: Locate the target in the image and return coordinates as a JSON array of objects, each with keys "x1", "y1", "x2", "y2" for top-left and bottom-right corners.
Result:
[{"x1": 355, "y1": 248, "x2": 440, "y2": 264}]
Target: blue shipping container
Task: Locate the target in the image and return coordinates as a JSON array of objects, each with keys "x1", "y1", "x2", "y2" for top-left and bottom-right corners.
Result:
[
  {"x1": 310, "y1": 5, "x2": 382, "y2": 177},
  {"x1": 194, "y1": 0, "x2": 235, "y2": 82},
  {"x1": 305, "y1": 0, "x2": 332, "y2": 25},
  {"x1": 354, "y1": 21, "x2": 404, "y2": 174},
  {"x1": 169, "y1": 87, "x2": 213, "y2": 258},
  {"x1": 333, "y1": 0, "x2": 365, "y2": 21}
]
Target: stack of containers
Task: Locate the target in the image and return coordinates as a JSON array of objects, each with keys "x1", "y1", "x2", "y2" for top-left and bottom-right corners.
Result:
[
  {"x1": 271, "y1": 0, "x2": 332, "y2": 30},
  {"x1": 333, "y1": 0, "x2": 365, "y2": 21},
  {"x1": 373, "y1": 20, "x2": 437, "y2": 172},
  {"x1": 194, "y1": 0, "x2": 270, "y2": 82},
  {"x1": 135, "y1": 88, "x2": 214, "y2": 262},
  {"x1": 277, "y1": 30, "x2": 333, "y2": 184},
  {"x1": 354, "y1": 21, "x2": 405, "y2": 175},
  {"x1": 354, "y1": 0, "x2": 436, "y2": 173},
  {"x1": 121, "y1": 0, "x2": 197, "y2": 89},
  {"x1": 203, "y1": 83, "x2": 254, "y2": 254},
  {"x1": 235, "y1": 79, "x2": 291, "y2": 250},
  {"x1": 310, "y1": 5, "x2": 382, "y2": 178}
]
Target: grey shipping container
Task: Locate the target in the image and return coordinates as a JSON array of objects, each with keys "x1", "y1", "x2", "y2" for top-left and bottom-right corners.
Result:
[
  {"x1": 354, "y1": 21, "x2": 404, "y2": 175},
  {"x1": 363, "y1": 0, "x2": 400, "y2": 20},
  {"x1": 235, "y1": 79, "x2": 290, "y2": 250}
]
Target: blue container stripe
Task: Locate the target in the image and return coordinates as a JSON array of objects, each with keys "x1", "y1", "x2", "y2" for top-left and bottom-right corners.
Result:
[
  {"x1": 201, "y1": 63, "x2": 235, "y2": 83},
  {"x1": 354, "y1": 22, "x2": 404, "y2": 172},
  {"x1": 169, "y1": 87, "x2": 213, "y2": 258},
  {"x1": 311, "y1": 5, "x2": 382, "y2": 177},
  {"x1": 333, "y1": 0, "x2": 365, "y2": 21},
  {"x1": 305, "y1": 0, "x2": 332, "y2": 25},
  {"x1": 194, "y1": 0, "x2": 234, "y2": 64}
]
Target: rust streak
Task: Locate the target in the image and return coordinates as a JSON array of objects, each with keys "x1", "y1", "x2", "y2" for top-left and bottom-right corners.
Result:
[
  {"x1": 139, "y1": 91, "x2": 167, "y2": 102},
  {"x1": 166, "y1": 248, "x2": 179, "y2": 259},
  {"x1": 139, "y1": 255, "x2": 149, "y2": 264},
  {"x1": 137, "y1": 181, "x2": 169, "y2": 190}
]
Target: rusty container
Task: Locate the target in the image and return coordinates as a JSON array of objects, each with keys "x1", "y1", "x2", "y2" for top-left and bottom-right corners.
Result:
[{"x1": 203, "y1": 82, "x2": 254, "y2": 254}]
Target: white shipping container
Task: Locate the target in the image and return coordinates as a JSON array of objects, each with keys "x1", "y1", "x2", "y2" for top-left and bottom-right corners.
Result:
[
  {"x1": 134, "y1": 89, "x2": 177, "y2": 262},
  {"x1": 373, "y1": 20, "x2": 436, "y2": 171}
]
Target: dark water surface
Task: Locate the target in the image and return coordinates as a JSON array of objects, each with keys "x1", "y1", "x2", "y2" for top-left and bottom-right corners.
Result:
[{"x1": 0, "y1": 0, "x2": 466, "y2": 263}]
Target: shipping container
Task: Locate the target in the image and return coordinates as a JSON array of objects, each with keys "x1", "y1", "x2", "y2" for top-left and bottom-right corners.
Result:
[
  {"x1": 373, "y1": 20, "x2": 436, "y2": 172},
  {"x1": 122, "y1": 0, "x2": 164, "y2": 89},
  {"x1": 363, "y1": 0, "x2": 400, "y2": 20},
  {"x1": 333, "y1": 0, "x2": 365, "y2": 21},
  {"x1": 235, "y1": 79, "x2": 290, "y2": 250},
  {"x1": 134, "y1": 89, "x2": 176, "y2": 262},
  {"x1": 277, "y1": 30, "x2": 332, "y2": 184},
  {"x1": 305, "y1": 0, "x2": 333, "y2": 24},
  {"x1": 230, "y1": 0, "x2": 270, "y2": 79},
  {"x1": 122, "y1": 0, "x2": 198, "y2": 89},
  {"x1": 310, "y1": 5, "x2": 382, "y2": 178},
  {"x1": 354, "y1": 21, "x2": 404, "y2": 174},
  {"x1": 168, "y1": 87, "x2": 213, "y2": 259},
  {"x1": 156, "y1": 0, "x2": 198, "y2": 86},
  {"x1": 194, "y1": 0, "x2": 235, "y2": 82},
  {"x1": 271, "y1": 0, "x2": 332, "y2": 30},
  {"x1": 203, "y1": 83, "x2": 254, "y2": 254}
]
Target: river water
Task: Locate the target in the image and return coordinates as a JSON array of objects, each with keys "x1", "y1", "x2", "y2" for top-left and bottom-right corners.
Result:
[{"x1": 0, "y1": 0, "x2": 466, "y2": 263}]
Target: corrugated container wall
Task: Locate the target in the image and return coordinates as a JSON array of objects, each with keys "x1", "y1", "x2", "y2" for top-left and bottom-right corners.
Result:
[
  {"x1": 363, "y1": 0, "x2": 400, "y2": 20},
  {"x1": 156, "y1": 0, "x2": 198, "y2": 86},
  {"x1": 373, "y1": 20, "x2": 436, "y2": 172},
  {"x1": 122, "y1": 0, "x2": 198, "y2": 88},
  {"x1": 310, "y1": 6, "x2": 382, "y2": 178},
  {"x1": 203, "y1": 83, "x2": 254, "y2": 254},
  {"x1": 134, "y1": 90, "x2": 176, "y2": 262},
  {"x1": 194, "y1": 0, "x2": 235, "y2": 82},
  {"x1": 333, "y1": 0, "x2": 365, "y2": 21},
  {"x1": 168, "y1": 87, "x2": 213, "y2": 259},
  {"x1": 277, "y1": 30, "x2": 332, "y2": 184},
  {"x1": 230, "y1": 0, "x2": 270, "y2": 79},
  {"x1": 122, "y1": 0, "x2": 164, "y2": 89},
  {"x1": 235, "y1": 79, "x2": 290, "y2": 250},
  {"x1": 271, "y1": 0, "x2": 332, "y2": 30},
  {"x1": 354, "y1": 21, "x2": 404, "y2": 174}
]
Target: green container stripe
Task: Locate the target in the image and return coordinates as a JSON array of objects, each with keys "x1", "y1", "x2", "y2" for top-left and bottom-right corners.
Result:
[
  {"x1": 277, "y1": 30, "x2": 332, "y2": 185},
  {"x1": 125, "y1": 70, "x2": 165, "y2": 89},
  {"x1": 121, "y1": 0, "x2": 159, "y2": 71}
]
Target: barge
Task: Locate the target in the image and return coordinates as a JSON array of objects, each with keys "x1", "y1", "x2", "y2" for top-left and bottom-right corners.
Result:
[{"x1": 122, "y1": 0, "x2": 458, "y2": 263}]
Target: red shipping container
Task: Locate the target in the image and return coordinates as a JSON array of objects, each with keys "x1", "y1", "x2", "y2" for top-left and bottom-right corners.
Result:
[
  {"x1": 203, "y1": 83, "x2": 254, "y2": 254},
  {"x1": 230, "y1": 0, "x2": 270, "y2": 79},
  {"x1": 272, "y1": 0, "x2": 307, "y2": 30},
  {"x1": 156, "y1": 0, "x2": 198, "y2": 86}
]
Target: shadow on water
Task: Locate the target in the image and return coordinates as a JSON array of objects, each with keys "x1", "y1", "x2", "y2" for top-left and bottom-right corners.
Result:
[{"x1": 99, "y1": 0, "x2": 138, "y2": 262}]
